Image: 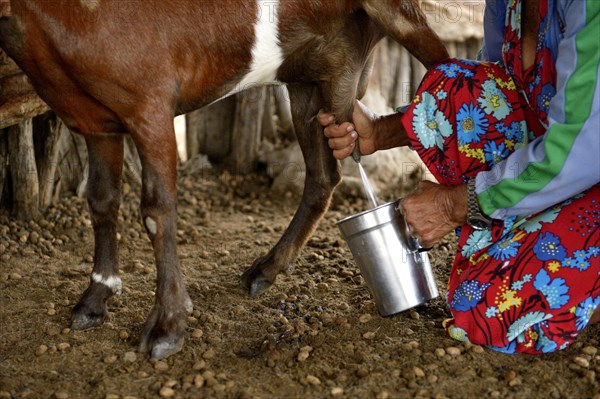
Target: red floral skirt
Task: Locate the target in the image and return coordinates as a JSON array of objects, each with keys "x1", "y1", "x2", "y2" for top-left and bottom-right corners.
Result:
[{"x1": 401, "y1": 59, "x2": 600, "y2": 354}]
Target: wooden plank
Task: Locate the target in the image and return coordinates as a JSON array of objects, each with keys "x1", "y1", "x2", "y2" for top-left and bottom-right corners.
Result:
[
  {"x1": 0, "y1": 128, "x2": 7, "y2": 207},
  {"x1": 228, "y1": 87, "x2": 266, "y2": 173},
  {"x1": 7, "y1": 119, "x2": 40, "y2": 219},
  {"x1": 34, "y1": 114, "x2": 65, "y2": 208},
  {"x1": 0, "y1": 93, "x2": 50, "y2": 130}
]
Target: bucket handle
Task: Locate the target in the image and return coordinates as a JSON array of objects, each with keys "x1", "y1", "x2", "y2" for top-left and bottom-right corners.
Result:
[{"x1": 395, "y1": 200, "x2": 432, "y2": 253}]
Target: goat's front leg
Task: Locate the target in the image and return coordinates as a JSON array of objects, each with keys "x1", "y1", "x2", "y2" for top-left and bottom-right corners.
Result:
[
  {"x1": 241, "y1": 84, "x2": 341, "y2": 296},
  {"x1": 72, "y1": 134, "x2": 124, "y2": 330},
  {"x1": 127, "y1": 113, "x2": 192, "y2": 359}
]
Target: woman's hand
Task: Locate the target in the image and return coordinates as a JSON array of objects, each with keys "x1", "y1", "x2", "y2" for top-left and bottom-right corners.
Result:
[
  {"x1": 317, "y1": 100, "x2": 378, "y2": 160},
  {"x1": 401, "y1": 181, "x2": 468, "y2": 248}
]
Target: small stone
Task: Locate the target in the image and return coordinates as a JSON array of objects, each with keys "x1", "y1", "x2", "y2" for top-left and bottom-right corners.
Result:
[
  {"x1": 434, "y1": 348, "x2": 446, "y2": 357},
  {"x1": 9, "y1": 272, "x2": 22, "y2": 280},
  {"x1": 57, "y1": 342, "x2": 70, "y2": 352},
  {"x1": 104, "y1": 354, "x2": 118, "y2": 364},
  {"x1": 163, "y1": 380, "x2": 178, "y2": 388},
  {"x1": 376, "y1": 391, "x2": 390, "y2": 399},
  {"x1": 582, "y1": 346, "x2": 598, "y2": 356},
  {"x1": 36, "y1": 344, "x2": 48, "y2": 356},
  {"x1": 331, "y1": 387, "x2": 344, "y2": 396},
  {"x1": 413, "y1": 367, "x2": 425, "y2": 378},
  {"x1": 55, "y1": 391, "x2": 69, "y2": 399},
  {"x1": 471, "y1": 345, "x2": 484, "y2": 354},
  {"x1": 297, "y1": 351, "x2": 310, "y2": 362},
  {"x1": 573, "y1": 356, "x2": 590, "y2": 368},
  {"x1": 105, "y1": 394, "x2": 119, "y2": 399},
  {"x1": 47, "y1": 308, "x2": 57, "y2": 316},
  {"x1": 305, "y1": 375, "x2": 321, "y2": 385},
  {"x1": 446, "y1": 346, "x2": 461, "y2": 356},
  {"x1": 358, "y1": 314, "x2": 372, "y2": 323},
  {"x1": 191, "y1": 329, "x2": 204, "y2": 339},
  {"x1": 427, "y1": 374, "x2": 438, "y2": 384},
  {"x1": 154, "y1": 361, "x2": 169, "y2": 371},
  {"x1": 409, "y1": 311, "x2": 420, "y2": 320},
  {"x1": 194, "y1": 374, "x2": 205, "y2": 388},
  {"x1": 123, "y1": 351, "x2": 137, "y2": 362},
  {"x1": 119, "y1": 330, "x2": 130, "y2": 340},
  {"x1": 193, "y1": 360, "x2": 206, "y2": 370},
  {"x1": 504, "y1": 370, "x2": 517, "y2": 382},
  {"x1": 158, "y1": 387, "x2": 174, "y2": 398},
  {"x1": 363, "y1": 331, "x2": 376, "y2": 340},
  {"x1": 202, "y1": 348, "x2": 216, "y2": 360}
]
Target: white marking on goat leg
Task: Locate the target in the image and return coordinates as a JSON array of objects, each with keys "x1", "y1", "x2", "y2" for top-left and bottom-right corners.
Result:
[
  {"x1": 226, "y1": 0, "x2": 283, "y2": 95},
  {"x1": 145, "y1": 217, "x2": 157, "y2": 236},
  {"x1": 92, "y1": 272, "x2": 122, "y2": 294}
]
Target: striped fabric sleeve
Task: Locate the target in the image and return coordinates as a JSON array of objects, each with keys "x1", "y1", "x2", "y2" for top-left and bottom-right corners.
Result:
[{"x1": 476, "y1": 0, "x2": 600, "y2": 220}]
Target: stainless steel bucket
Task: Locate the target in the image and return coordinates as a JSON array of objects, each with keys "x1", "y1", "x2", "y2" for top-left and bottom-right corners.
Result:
[{"x1": 336, "y1": 199, "x2": 439, "y2": 316}]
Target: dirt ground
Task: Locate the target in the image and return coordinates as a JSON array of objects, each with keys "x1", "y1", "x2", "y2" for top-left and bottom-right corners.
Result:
[{"x1": 0, "y1": 163, "x2": 598, "y2": 399}]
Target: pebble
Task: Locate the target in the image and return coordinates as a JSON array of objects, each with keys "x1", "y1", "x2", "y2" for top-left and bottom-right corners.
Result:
[
  {"x1": 103, "y1": 354, "x2": 118, "y2": 364},
  {"x1": 55, "y1": 391, "x2": 69, "y2": 399},
  {"x1": 191, "y1": 329, "x2": 204, "y2": 339},
  {"x1": 572, "y1": 356, "x2": 590, "y2": 368},
  {"x1": 36, "y1": 345, "x2": 48, "y2": 356},
  {"x1": 297, "y1": 350, "x2": 310, "y2": 362},
  {"x1": 123, "y1": 351, "x2": 137, "y2": 362},
  {"x1": 363, "y1": 331, "x2": 376, "y2": 340},
  {"x1": 471, "y1": 345, "x2": 484, "y2": 354},
  {"x1": 358, "y1": 314, "x2": 372, "y2": 323},
  {"x1": 154, "y1": 361, "x2": 169, "y2": 371},
  {"x1": 446, "y1": 347, "x2": 461, "y2": 356},
  {"x1": 409, "y1": 311, "x2": 420, "y2": 320},
  {"x1": 305, "y1": 375, "x2": 321, "y2": 385},
  {"x1": 9, "y1": 272, "x2": 22, "y2": 280},
  {"x1": 413, "y1": 367, "x2": 425, "y2": 378},
  {"x1": 57, "y1": 343, "x2": 70, "y2": 352},
  {"x1": 158, "y1": 387, "x2": 175, "y2": 398},
  {"x1": 376, "y1": 390, "x2": 390, "y2": 399},
  {"x1": 331, "y1": 387, "x2": 344, "y2": 396},
  {"x1": 194, "y1": 374, "x2": 205, "y2": 388},
  {"x1": 434, "y1": 348, "x2": 446, "y2": 357},
  {"x1": 582, "y1": 346, "x2": 598, "y2": 356},
  {"x1": 119, "y1": 330, "x2": 130, "y2": 340}
]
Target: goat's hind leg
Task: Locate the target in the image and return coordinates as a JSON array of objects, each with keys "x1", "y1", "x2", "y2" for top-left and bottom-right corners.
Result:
[
  {"x1": 72, "y1": 134, "x2": 124, "y2": 330},
  {"x1": 241, "y1": 84, "x2": 341, "y2": 296}
]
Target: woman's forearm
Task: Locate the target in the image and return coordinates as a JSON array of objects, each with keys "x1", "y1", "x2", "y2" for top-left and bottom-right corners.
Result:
[{"x1": 373, "y1": 112, "x2": 411, "y2": 151}]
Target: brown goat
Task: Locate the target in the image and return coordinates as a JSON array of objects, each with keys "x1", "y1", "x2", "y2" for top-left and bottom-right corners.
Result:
[{"x1": 0, "y1": 0, "x2": 448, "y2": 358}]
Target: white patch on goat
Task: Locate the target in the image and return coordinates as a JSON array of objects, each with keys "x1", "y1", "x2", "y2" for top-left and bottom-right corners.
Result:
[
  {"x1": 80, "y1": 0, "x2": 100, "y2": 11},
  {"x1": 227, "y1": 0, "x2": 283, "y2": 95},
  {"x1": 92, "y1": 272, "x2": 122, "y2": 294},
  {"x1": 145, "y1": 217, "x2": 157, "y2": 236}
]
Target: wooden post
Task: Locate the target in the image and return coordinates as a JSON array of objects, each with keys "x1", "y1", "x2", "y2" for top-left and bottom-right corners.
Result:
[
  {"x1": 228, "y1": 86, "x2": 266, "y2": 174},
  {"x1": 34, "y1": 113, "x2": 65, "y2": 209},
  {"x1": 0, "y1": 128, "x2": 8, "y2": 208},
  {"x1": 185, "y1": 95, "x2": 236, "y2": 161},
  {"x1": 7, "y1": 119, "x2": 40, "y2": 219}
]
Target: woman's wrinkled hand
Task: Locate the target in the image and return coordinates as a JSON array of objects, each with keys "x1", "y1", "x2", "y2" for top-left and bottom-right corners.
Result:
[
  {"x1": 317, "y1": 100, "x2": 378, "y2": 160},
  {"x1": 400, "y1": 181, "x2": 468, "y2": 248}
]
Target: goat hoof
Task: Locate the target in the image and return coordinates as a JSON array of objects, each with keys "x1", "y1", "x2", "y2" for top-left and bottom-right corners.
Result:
[
  {"x1": 140, "y1": 336, "x2": 185, "y2": 360},
  {"x1": 71, "y1": 305, "x2": 106, "y2": 330},
  {"x1": 139, "y1": 304, "x2": 186, "y2": 359},
  {"x1": 241, "y1": 262, "x2": 276, "y2": 298}
]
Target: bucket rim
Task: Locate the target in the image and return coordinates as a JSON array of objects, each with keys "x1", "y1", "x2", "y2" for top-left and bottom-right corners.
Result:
[{"x1": 335, "y1": 199, "x2": 401, "y2": 226}]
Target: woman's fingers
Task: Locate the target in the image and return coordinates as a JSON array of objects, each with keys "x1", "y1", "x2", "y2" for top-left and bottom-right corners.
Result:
[{"x1": 332, "y1": 142, "x2": 356, "y2": 160}]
